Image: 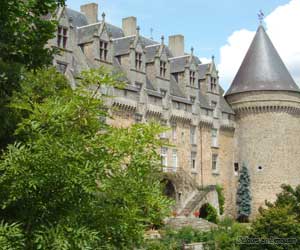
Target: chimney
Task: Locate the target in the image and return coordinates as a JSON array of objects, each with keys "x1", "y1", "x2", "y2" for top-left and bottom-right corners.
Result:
[
  {"x1": 80, "y1": 3, "x2": 98, "y2": 24},
  {"x1": 122, "y1": 16, "x2": 137, "y2": 36},
  {"x1": 168, "y1": 35, "x2": 185, "y2": 57}
]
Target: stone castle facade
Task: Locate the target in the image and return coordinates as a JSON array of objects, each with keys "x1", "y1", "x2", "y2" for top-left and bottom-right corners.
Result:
[{"x1": 49, "y1": 3, "x2": 300, "y2": 219}]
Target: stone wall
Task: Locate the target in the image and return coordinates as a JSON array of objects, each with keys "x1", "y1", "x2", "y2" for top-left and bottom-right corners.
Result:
[{"x1": 227, "y1": 91, "x2": 300, "y2": 219}]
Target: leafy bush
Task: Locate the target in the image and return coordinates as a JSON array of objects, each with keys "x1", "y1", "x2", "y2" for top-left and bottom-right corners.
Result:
[
  {"x1": 0, "y1": 221, "x2": 25, "y2": 250},
  {"x1": 241, "y1": 185, "x2": 300, "y2": 250},
  {"x1": 200, "y1": 203, "x2": 218, "y2": 223},
  {"x1": 0, "y1": 68, "x2": 172, "y2": 249},
  {"x1": 216, "y1": 185, "x2": 225, "y2": 215}
]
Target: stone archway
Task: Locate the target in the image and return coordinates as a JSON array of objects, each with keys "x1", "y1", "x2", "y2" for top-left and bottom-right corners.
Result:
[
  {"x1": 163, "y1": 179, "x2": 176, "y2": 200},
  {"x1": 199, "y1": 203, "x2": 210, "y2": 219}
]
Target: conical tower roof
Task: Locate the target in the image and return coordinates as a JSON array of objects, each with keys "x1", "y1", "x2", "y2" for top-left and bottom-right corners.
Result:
[{"x1": 225, "y1": 25, "x2": 299, "y2": 96}]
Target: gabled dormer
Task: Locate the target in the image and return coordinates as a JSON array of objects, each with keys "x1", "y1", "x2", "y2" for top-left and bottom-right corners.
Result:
[
  {"x1": 97, "y1": 13, "x2": 113, "y2": 64},
  {"x1": 56, "y1": 7, "x2": 73, "y2": 51},
  {"x1": 198, "y1": 56, "x2": 220, "y2": 95},
  {"x1": 184, "y1": 47, "x2": 200, "y2": 89},
  {"x1": 154, "y1": 36, "x2": 171, "y2": 80},
  {"x1": 208, "y1": 56, "x2": 219, "y2": 94},
  {"x1": 130, "y1": 27, "x2": 146, "y2": 73}
]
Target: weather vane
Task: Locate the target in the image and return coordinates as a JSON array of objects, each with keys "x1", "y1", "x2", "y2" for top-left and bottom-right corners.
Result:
[{"x1": 258, "y1": 10, "x2": 264, "y2": 24}]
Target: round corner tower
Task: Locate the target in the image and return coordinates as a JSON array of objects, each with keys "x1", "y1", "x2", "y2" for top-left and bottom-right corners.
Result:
[{"x1": 225, "y1": 25, "x2": 300, "y2": 219}]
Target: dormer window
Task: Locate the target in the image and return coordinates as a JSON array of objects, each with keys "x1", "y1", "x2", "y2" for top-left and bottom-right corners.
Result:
[
  {"x1": 211, "y1": 77, "x2": 217, "y2": 91},
  {"x1": 190, "y1": 71, "x2": 196, "y2": 86},
  {"x1": 135, "y1": 52, "x2": 142, "y2": 70},
  {"x1": 160, "y1": 61, "x2": 167, "y2": 77},
  {"x1": 57, "y1": 26, "x2": 68, "y2": 48},
  {"x1": 100, "y1": 40, "x2": 108, "y2": 61}
]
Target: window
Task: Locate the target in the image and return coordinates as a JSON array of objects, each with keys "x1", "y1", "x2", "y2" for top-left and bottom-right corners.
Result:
[
  {"x1": 234, "y1": 162, "x2": 239, "y2": 176},
  {"x1": 210, "y1": 77, "x2": 217, "y2": 91},
  {"x1": 190, "y1": 126, "x2": 196, "y2": 145},
  {"x1": 175, "y1": 102, "x2": 180, "y2": 110},
  {"x1": 172, "y1": 126, "x2": 177, "y2": 140},
  {"x1": 212, "y1": 154, "x2": 218, "y2": 172},
  {"x1": 211, "y1": 128, "x2": 218, "y2": 147},
  {"x1": 161, "y1": 147, "x2": 168, "y2": 167},
  {"x1": 190, "y1": 71, "x2": 196, "y2": 86},
  {"x1": 56, "y1": 62, "x2": 67, "y2": 74},
  {"x1": 57, "y1": 26, "x2": 68, "y2": 48},
  {"x1": 135, "y1": 52, "x2": 142, "y2": 70},
  {"x1": 100, "y1": 40, "x2": 108, "y2": 61},
  {"x1": 172, "y1": 149, "x2": 178, "y2": 169},
  {"x1": 160, "y1": 61, "x2": 167, "y2": 77},
  {"x1": 191, "y1": 152, "x2": 197, "y2": 170}
]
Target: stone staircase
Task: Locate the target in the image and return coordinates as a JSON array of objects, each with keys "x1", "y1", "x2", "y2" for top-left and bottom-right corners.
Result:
[{"x1": 179, "y1": 188, "x2": 211, "y2": 216}]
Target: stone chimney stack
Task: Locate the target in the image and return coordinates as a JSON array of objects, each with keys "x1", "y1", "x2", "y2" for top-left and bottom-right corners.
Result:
[
  {"x1": 168, "y1": 35, "x2": 185, "y2": 57},
  {"x1": 122, "y1": 16, "x2": 137, "y2": 36},
  {"x1": 80, "y1": 3, "x2": 98, "y2": 24}
]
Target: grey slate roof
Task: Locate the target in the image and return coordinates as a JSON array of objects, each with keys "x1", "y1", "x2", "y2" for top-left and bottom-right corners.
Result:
[
  {"x1": 145, "y1": 45, "x2": 160, "y2": 63},
  {"x1": 198, "y1": 63, "x2": 210, "y2": 79},
  {"x1": 226, "y1": 25, "x2": 300, "y2": 96},
  {"x1": 78, "y1": 22, "x2": 124, "y2": 44},
  {"x1": 146, "y1": 77, "x2": 157, "y2": 91},
  {"x1": 106, "y1": 23, "x2": 124, "y2": 38},
  {"x1": 77, "y1": 23, "x2": 99, "y2": 44},
  {"x1": 170, "y1": 56, "x2": 189, "y2": 73},
  {"x1": 198, "y1": 91, "x2": 211, "y2": 110},
  {"x1": 170, "y1": 75, "x2": 186, "y2": 98},
  {"x1": 113, "y1": 36, "x2": 135, "y2": 56},
  {"x1": 66, "y1": 8, "x2": 88, "y2": 27}
]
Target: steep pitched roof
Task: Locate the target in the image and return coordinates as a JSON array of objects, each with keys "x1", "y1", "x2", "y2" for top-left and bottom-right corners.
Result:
[
  {"x1": 226, "y1": 25, "x2": 300, "y2": 96},
  {"x1": 113, "y1": 36, "x2": 135, "y2": 56},
  {"x1": 170, "y1": 56, "x2": 189, "y2": 73},
  {"x1": 170, "y1": 75, "x2": 186, "y2": 98},
  {"x1": 145, "y1": 44, "x2": 160, "y2": 63},
  {"x1": 65, "y1": 8, "x2": 88, "y2": 27},
  {"x1": 198, "y1": 63, "x2": 210, "y2": 79}
]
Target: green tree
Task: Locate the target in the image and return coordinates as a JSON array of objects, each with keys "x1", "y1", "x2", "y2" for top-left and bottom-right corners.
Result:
[
  {"x1": 0, "y1": 68, "x2": 171, "y2": 249},
  {"x1": 236, "y1": 163, "x2": 251, "y2": 222},
  {"x1": 0, "y1": 0, "x2": 65, "y2": 151},
  {"x1": 240, "y1": 185, "x2": 300, "y2": 250},
  {"x1": 241, "y1": 207, "x2": 300, "y2": 250}
]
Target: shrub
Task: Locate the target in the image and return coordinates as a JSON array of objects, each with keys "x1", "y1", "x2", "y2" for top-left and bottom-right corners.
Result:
[
  {"x1": 0, "y1": 221, "x2": 25, "y2": 250},
  {"x1": 216, "y1": 185, "x2": 225, "y2": 215},
  {"x1": 200, "y1": 203, "x2": 218, "y2": 224}
]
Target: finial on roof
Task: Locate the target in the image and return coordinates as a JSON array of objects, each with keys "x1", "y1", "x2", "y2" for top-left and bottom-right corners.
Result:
[
  {"x1": 102, "y1": 12, "x2": 106, "y2": 22},
  {"x1": 258, "y1": 10, "x2": 264, "y2": 25},
  {"x1": 191, "y1": 47, "x2": 194, "y2": 55},
  {"x1": 212, "y1": 55, "x2": 215, "y2": 61},
  {"x1": 161, "y1": 35, "x2": 164, "y2": 45},
  {"x1": 136, "y1": 26, "x2": 140, "y2": 36}
]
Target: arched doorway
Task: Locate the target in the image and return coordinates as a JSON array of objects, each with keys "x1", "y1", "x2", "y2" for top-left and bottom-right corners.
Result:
[
  {"x1": 163, "y1": 180, "x2": 176, "y2": 200},
  {"x1": 199, "y1": 203, "x2": 218, "y2": 223}
]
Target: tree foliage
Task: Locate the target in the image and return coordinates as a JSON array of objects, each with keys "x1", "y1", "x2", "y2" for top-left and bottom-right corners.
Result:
[
  {"x1": 236, "y1": 163, "x2": 251, "y2": 222},
  {"x1": 0, "y1": 68, "x2": 171, "y2": 249},
  {"x1": 0, "y1": 0, "x2": 66, "y2": 151},
  {"x1": 241, "y1": 184, "x2": 300, "y2": 250},
  {"x1": 216, "y1": 185, "x2": 225, "y2": 215}
]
